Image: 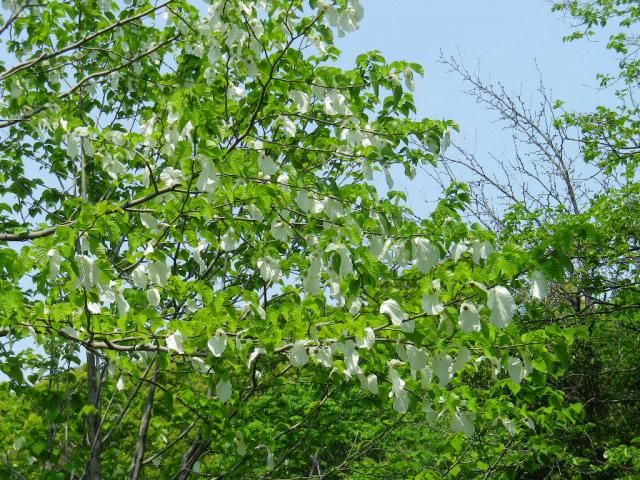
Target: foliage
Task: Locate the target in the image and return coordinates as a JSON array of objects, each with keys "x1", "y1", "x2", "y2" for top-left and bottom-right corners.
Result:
[
  {"x1": 0, "y1": 1, "x2": 574, "y2": 479},
  {"x1": 553, "y1": 0, "x2": 640, "y2": 175},
  {"x1": 429, "y1": 2, "x2": 640, "y2": 478}
]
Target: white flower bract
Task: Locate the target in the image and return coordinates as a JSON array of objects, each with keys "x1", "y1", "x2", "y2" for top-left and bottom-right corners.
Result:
[
  {"x1": 488, "y1": 286, "x2": 516, "y2": 328},
  {"x1": 216, "y1": 379, "x2": 232, "y2": 403},
  {"x1": 531, "y1": 270, "x2": 549, "y2": 301},
  {"x1": 159, "y1": 167, "x2": 185, "y2": 187},
  {"x1": 147, "y1": 288, "x2": 160, "y2": 307},
  {"x1": 459, "y1": 303, "x2": 481, "y2": 333},
  {"x1": 257, "y1": 256, "x2": 280, "y2": 283},
  {"x1": 208, "y1": 329, "x2": 227, "y2": 357},
  {"x1": 290, "y1": 90, "x2": 310, "y2": 113},
  {"x1": 166, "y1": 330, "x2": 185, "y2": 354},
  {"x1": 507, "y1": 356, "x2": 524, "y2": 384},
  {"x1": 289, "y1": 341, "x2": 309, "y2": 367},
  {"x1": 379, "y1": 299, "x2": 408, "y2": 326},
  {"x1": 422, "y1": 294, "x2": 444, "y2": 315}
]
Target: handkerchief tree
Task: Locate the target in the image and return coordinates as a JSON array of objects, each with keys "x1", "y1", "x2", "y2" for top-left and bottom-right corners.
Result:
[{"x1": 0, "y1": 0, "x2": 575, "y2": 478}]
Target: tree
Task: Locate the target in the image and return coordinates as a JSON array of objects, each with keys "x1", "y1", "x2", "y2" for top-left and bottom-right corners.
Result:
[
  {"x1": 0, "y1": 1, "x2": 571, "y2": 478},
  {"x1": 428, "y1": 1, "x2": 640, "y2": 476}
]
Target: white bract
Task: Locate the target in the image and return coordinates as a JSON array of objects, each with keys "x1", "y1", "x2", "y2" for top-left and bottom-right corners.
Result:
[
  {"x1": 451, "y1": 242, "x2": 468, "y2": 262},
  {"x1": 216, "y1": 379, "x2": 232, "y2": 403},
  {"x1": 380, "y1": 167, "x2": 393, "y2": 190},
  {"x1": 355, "y1": 327, "x2": 375, "y2": 349},
  {"x1": 348, "y1": 296, "x2": 363, "y2": 315},
  {"x1": 459, "y1": 303, "x2": 481, "y2": 333},
  {"x1": 257, "y1": 153, "x2": 278, "y2": 175},
  {"x1": 326, "y1": 243, "x2": 353, "y2": 278},
  {"x1": 208, "y1": 329, "x2": 228, "y2": 357},
  {"x1": 87, "y1": 302, "x2": 101, "y2": 315},
  {"x1": 452, "y1": 347, "x2": 471, "y2": 373},
  {"x1": 531, "y1": 270, "x2": 549, "y2": 301},
  {"x1": 99, "y1": 283, "x2": 116, "y2": 305},
  {"x1": 246, "y1": 204, "x2": 264, "y2": 221},
  {"x1": 280, "y1": 116, "x2": 297, "y2": 137},
  {"x1": 79, "y1": 234, "x2": 90, "y2": 254},
  {"x1": 75, "y1": 254, "x2": 100, "y2": 289},
  {"x1": 488, "y1": 286, "x2": 516, "y2": 328},
  {"x1": 196, "y1": 155, "x2": 218, "y2": 194},
  {"x1": 102, "y1": 153, "x2": 127, "y2": 180},
  {"x1": 502, "y1": 417, "x2": 517, "y2": 436},
  {"x1": 247, "y1": 347, "x2": 265, "y2": 368},
  {"x1": 507, "y1": 356, "x2": 524, "y2": 384},
  {"x1": 289, "y1": 341, "x2": 309, "y2": 367},
  {"x1": 159, "y1": 167, "x2": 185, "y2": 187},
  {"x1": 191, "y1": 357, "x2": 211, "y2": 374},
  {"x1": 235, "y1": 431, "x2": 246, "y2": 456},
  {"x1": 302, "y1": 254, "x2": 323, "y2": 295},
  {"x1": 114, "y1": 284, "x2": 129, "y2": 317},
  {"x1": 61, "y1": 326, "x2": 79, "y2": 339},
  {"x1": 389, "y1": 368, "x2": 410, "y2": 413},
  {"x1": 358, "y1": 373, "x2": 378, "y2": 394},
  {"x1": 166, "y1": 330, "x2": 185, "y2": 354},
  {"x1": 523, "y1": 417, "x2": 536, "y2": 431},
  {"x1": 369, "y1": 236, "x2": 392, "y2": 261},
  {"x1": 270, "y1": 221, "x2": 292, "y2": 242},
  {"x1": 194, "y1": 240, "x2": 208, "y2": 274},
  {"x1": 420, "y1": 367, "x2": 433, "y2": 388},
  {"x1": 47, "y1": 249, "x2": 61, "y2": 281},
  {"x1": 340, "y1": 340, "x2": 360, "y2": 378},
  {"x1": 295, "y1": 190, "x2": 324, "y2": 214},
  {"x1": 131, "y1": 264, "x2": 148, "y2": 289},
  {"x1": 314, "y1": 344, "x2": 333, "y2": 368},
  {"x1": 412, "y1": 237, "x2": 439, "y2": 273},
  {"x1": 451, "y1": 409, "x2": 475, "y2": 437},
  {"x1": 276, "y1": 171, "x2": 289, "y2": 184},
  {"x1": 432, "y1": 352, "x2": 453, "y2": 386},
  {"x1": 148, "y1": 260, "x2": 170, "y2": 287},
  {"x1": 116, "y1": 376, "x2": 126, "y2": 391},
  {"x1": 406, "y1": 345, "x2": 428, "y2": 372},
  {"x1": 257, "y1": 256, "x2": 280, "y2": 283},
  {"x1": 323, "y1": 90, "x2": 349, "y2": 115},
  {"x1": 404, "y1": 67, "x2": 415, "y2": 91},
  {"x1": 147, "y1": 288, "x2": 160, "y2": 307},
  {"x1": 380, "y1": 299, "x2": 408, "y2": 326},
  {"x1": 290, "y1": 90, "x2": 310, "y2": 113},
  {"x1": 220, "y1": 229, "x2": 238, "y2": 252},
  {"x1": 66, "y1": 132, "x2": 80, "y2": 159},
  {"x1": 144, "y1": 243, "x2": 154, "y2": 258},
  {"x1": 400, "y1": 319, "x2": 415, "y2": 334},
  {"x1": 422, "y1": 294, "x2": 444, "y2": 315},
  {"x1": 140, "y1": 213, "x2": 159, "y2": 231},
  {"x1": 471, "y1": 240, "x2": 494, "y2": 265},
  {"x1": 323, "y1": 198, "x2": 344, "y2": 219}
]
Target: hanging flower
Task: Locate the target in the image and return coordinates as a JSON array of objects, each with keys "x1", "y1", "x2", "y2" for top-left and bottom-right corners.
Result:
[
  {"x1": 290, "y1": 90, "x2": 310, "y2": 113},
  {"x1": 166, "y1": 330, "x2": 185, "y2": 354},
  {"x1": 530, "y1": 270, "x2": 549, "y2": 301},
  {"x1": 257, "y1": 256, "x2": 280, "y2": 283},
  {"x1": 488, "y1": 286, "x2": 516, "y2": 328},
  {"x1": 47, "y1": 249, "x2": 62, "y2": 281},
  {"x1": 207, "y1": 329, "x2": 227, "y2": 357},
  {"x1": 216, "y1": 379, "x2": 232, "y2": 403},
  {"x1": 379, "y1": 299, "x2": 408, "y2": 326},
  {"x1": 459, "y1": 303, "x2": 481, "y2": 333},
  {"x1": 159, "y1": 167, "x2": 185, "y2": 187}
]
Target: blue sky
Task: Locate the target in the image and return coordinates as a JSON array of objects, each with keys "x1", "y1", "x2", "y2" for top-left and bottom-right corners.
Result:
[
  {"x1": 335, "y1": 1, "x2": 617, "y2": 215},
  {"x1": 339, "y1": 1, "x2": 615, "y2": 129}
]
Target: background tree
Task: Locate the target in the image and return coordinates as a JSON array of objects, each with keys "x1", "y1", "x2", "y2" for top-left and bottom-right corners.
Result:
[{"x1": 429, "y1": 1, "x2": 640, "y2": 477}]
